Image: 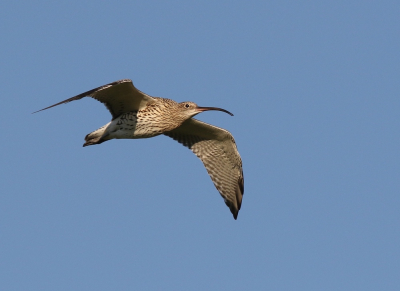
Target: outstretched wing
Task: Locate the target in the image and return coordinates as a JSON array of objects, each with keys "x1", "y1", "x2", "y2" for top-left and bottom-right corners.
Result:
[
  {"x1": 34, "y1": 79, "x2": 155, "y2": 119},
  {"x1": 164, "y1": 118, "x2": 244, "y2": 219}
]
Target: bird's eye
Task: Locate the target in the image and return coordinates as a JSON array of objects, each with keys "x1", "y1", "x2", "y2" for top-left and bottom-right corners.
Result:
[{"x1": 185, "y1": 103, "x2": 190, "y2": 108}]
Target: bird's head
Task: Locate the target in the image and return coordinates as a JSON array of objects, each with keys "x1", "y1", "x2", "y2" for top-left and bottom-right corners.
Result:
[{"x1": 178, "y1": 101, "x2": 234, "y2": 120}]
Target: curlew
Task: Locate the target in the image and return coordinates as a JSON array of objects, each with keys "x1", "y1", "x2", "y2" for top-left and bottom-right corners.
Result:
[{"x1": 35, "y1": 79, "x2": 244, "y2": 219}]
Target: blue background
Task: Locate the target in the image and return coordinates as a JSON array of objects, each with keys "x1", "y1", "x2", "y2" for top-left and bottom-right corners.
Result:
[{"x1": 1, "y1": 1, "x2": 399, "y2": 290}]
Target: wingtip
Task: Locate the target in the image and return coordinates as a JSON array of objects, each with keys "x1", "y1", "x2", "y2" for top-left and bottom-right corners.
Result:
[
  {"x1": 231, "y1": 208, "x2": 239, "y2": 220},
  {"x1": 32, "y1": 109, "x2": 43, "y2": 114}
]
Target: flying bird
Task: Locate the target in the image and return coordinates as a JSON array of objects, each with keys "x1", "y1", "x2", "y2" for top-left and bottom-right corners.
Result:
[{"x1": 35, "y1": 79, "x2": 244, "y2": 219}]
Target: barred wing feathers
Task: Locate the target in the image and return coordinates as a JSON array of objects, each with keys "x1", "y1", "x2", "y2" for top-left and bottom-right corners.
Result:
[{"x1": 164, "y1": 118, "x2": 244, "y2": 219}]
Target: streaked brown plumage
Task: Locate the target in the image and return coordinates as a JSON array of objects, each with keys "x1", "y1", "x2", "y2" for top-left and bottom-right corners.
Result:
[{"x1": 35, "y1": 79, "x2": 244, "y2": 219}]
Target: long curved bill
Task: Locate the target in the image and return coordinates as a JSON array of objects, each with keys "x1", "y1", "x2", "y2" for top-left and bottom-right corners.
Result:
[{"x1": 196, "y1": 106, "x2": 234, "y2": 116}]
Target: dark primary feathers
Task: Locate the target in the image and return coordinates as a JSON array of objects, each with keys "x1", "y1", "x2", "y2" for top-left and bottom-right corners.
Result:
[{"x1": 33, "y1": 79, "x2": 155, "y2": 119}]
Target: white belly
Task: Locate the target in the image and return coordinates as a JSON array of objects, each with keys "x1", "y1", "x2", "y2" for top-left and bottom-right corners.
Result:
[{"x1": 103, "y1": 112, "x2": 164, "y2": 140}]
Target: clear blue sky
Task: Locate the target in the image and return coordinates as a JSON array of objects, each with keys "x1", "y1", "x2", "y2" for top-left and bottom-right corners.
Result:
[{"x1": 1, "y1": 1, "x2": 399, "y2": 290}]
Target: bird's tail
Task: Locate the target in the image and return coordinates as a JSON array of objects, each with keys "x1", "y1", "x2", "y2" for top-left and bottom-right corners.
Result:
[{"x1": 83, "y1": 122, "x2": 110, "y2": 147}]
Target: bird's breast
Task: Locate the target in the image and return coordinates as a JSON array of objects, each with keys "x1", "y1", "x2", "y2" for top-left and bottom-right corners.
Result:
[{"x1": 137, "y1": 104, "x2": 182, "y2": 132}]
